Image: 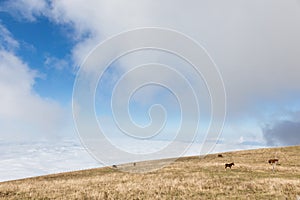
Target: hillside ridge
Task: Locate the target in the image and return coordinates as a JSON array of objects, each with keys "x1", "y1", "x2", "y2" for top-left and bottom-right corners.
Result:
[{"x1": 1, "y1": 145, "x2": 299, "y2": 199}]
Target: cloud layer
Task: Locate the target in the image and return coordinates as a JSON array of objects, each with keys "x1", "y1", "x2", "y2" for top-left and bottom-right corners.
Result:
[
  {"x1": 1, "y1": 0, "x2": 300, "y2": 145},
  {"x1": 34, "y1": 0, "x2": 300, "y2": 116},
  {"x1": 263, "y1": 121, "x2": 300, "y2": 146},
  {"x1": 262, "y1": 111, "x2": 300, "y2": 146},
  {"x1": 0, "y1": 22, "x2": 66, "y2": 141},
  {"x1": 49, "y1": 0, "x2": 300, "y2": 145}
]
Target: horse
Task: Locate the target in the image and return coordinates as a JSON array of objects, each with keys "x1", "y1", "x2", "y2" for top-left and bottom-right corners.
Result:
[
  {"x1": 268, "y1": 159, "x2": 279, "y2": 164},
  {"x1": 218, "y1": 154, "x2": 223, "y2": 158},
  {"x1": 225, "y1": 162, "x2": 234, "y2": 169},
  {"x1": 268, "y1": 159, "x2": 279, "y2": 172}
]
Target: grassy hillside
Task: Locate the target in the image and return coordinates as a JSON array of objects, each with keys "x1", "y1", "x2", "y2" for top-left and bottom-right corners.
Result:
[{"x1": 1, "y1": 146, "x2": 300, "y2": 199}]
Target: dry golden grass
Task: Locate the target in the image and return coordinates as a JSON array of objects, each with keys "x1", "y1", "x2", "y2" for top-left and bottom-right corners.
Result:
[{"x1": 1, "y1": 146, "x2": 300, "y2": 199}]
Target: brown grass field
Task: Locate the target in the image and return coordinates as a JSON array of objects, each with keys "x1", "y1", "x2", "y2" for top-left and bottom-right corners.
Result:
[{"x1": 0, "y1": 145, "x2": 299, "y2": 199}]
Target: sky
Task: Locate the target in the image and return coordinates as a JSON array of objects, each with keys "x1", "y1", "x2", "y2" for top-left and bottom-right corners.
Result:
[{"x1": 0, "y1": 0, "x2": 300, "y2": 180}]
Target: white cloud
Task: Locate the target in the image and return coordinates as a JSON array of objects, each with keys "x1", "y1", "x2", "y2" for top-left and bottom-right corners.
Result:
[
  {"x1": 4, "y1": 0, "x2": 300, "y2": 98},
  {"x1": 0, "y1": 23, "x2": 19, "y2": 51},
  {"x1": 0, "y1": 0, "x2": 48, "y2": 21},
  {"x1": 2, "y1": 0, "x2": 300, "y2": 143},
  {"x1": 0, "y1": 48, "x2": 66, "y2": 141},
  {"x1": 0, "y1": 139, "x2": 265, "y2": 182},
  {"x1": 44, "y1": 55, "x2": 70, "y2": 71},
  {"x1": 0, "y1": 17, "x2": 71, "y2": 141},
  {"x1": 0, "y1": 140, "x2": 99, "y2": 182},
  {"x1": 47, "y1": 0, "x2": 300, "y2": 147},
  {"x1": 45, "y1": 0, "x2": 300, "y2": 117}
]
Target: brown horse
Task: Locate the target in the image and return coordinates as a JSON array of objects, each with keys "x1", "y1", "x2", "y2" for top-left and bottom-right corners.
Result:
[
  {"x1": 268, "y1": 159, "x2": 279, "y2": 164},
  {"x1": 225, "y1": 162, "x2": 234, "y2": 169},
  {"x1": 268, "y1": 159, "x2": 279, "y2": 172}
]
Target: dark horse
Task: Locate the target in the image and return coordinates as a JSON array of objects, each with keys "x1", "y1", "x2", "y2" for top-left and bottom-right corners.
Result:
[
  {"x1": 225, "y1": 162, "x2": 234, "y2": 169},
  {"x1": 268, "y1": 159, "x2": 279, "y2": 164}
]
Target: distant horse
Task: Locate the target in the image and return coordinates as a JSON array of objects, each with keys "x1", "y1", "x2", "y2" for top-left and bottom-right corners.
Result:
[
  {"x1": 268, "y1": 159, "x2": 279, "y2": 164},
  {"x1": 268, "y1": 159, "x2": 279, "y2": 172},
  {"x1": 112, "y1": 165, "x2": 117, "y2": 168},
  {"x1": 225, "y1": 163, "x2": 234, "y2": 169},
  {"x1": 218, "y1": 154, "x2": 223, "y2": 158}
]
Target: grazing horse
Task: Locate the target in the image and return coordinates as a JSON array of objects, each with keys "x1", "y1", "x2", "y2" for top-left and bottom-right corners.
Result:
[
  {"x1": 218, "y1": 154, "x2": 223, "y2": 158},
  {"x1": 225, "y1": 162, "x2": 234, "y2": 169},
  {"x1": 268, "y1": 159, "x2": 279, "y2": 172},
  {"x1": 268, "y1": 159, "x2": 279, "y2": 164}
]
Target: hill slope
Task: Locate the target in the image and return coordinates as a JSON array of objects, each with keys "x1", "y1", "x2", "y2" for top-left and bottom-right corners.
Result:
[{"x1": 1, "y1": 146, "x2": 300, "y2": 199}]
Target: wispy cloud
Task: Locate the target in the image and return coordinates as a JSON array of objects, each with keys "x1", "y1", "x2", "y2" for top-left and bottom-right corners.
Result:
[
  {"x1": 0, "y1": 23, "x2": 19, "y2": 51},
  {"x1": 0, "y1": 0, "x2": 49, "y2": 22},
  {"x1": 44, "y1": 55, "x2": 70, "y2": 71}
]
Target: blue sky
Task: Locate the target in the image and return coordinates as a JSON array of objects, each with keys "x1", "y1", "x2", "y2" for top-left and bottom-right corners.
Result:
[
  {"x1": 0, "y1": 0, "x2": 300, "y2": 148},
  {"x1": 1, "y1": 12, "x2": 75, "y2": 104}
]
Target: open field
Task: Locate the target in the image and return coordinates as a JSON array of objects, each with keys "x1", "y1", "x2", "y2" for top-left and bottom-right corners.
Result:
[{"x1": 1, "y1": 146, "x2": 300, "y2": 199}]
